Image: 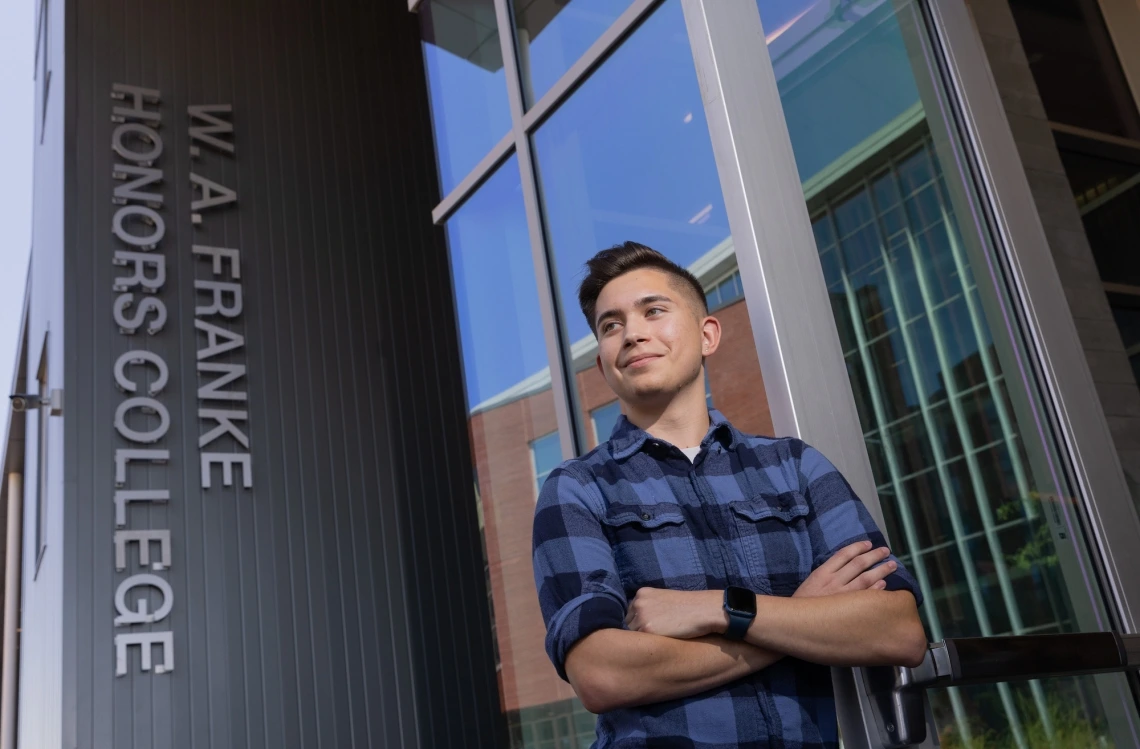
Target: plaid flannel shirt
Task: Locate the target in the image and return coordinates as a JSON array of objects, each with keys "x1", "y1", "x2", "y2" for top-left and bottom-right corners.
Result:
[{"x1": 532, "y1": 409, "x2": 922, "y2": 749}]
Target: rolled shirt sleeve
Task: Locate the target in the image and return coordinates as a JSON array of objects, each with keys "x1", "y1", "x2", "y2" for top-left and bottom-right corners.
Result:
[
  {"x1": 532, "y1": 464, "x2": 628, "y2": 682},
  {"x1": 798, "y1": 443, "x2": 924, "y2": 606}
]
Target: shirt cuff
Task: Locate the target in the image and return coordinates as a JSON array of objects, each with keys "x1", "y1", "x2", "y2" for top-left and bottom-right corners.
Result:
[
  {"x1": 883, "y1": 555, "x2": 924, "y2": 606},
  {"x1": 545, "y1": 593, "x2": 627, "y2": 682}
]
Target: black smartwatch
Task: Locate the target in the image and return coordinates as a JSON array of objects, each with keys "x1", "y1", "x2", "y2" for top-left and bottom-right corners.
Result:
[{"x1": 723, "y1": 586, "x2": 757, "y2": 640}]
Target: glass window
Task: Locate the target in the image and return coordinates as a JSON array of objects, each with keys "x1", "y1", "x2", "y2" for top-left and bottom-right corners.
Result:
[
  {"x1": 534, "y1": 0, "x2": 774, "y2": 449},
  {"x1": 590, "y1": 400, "x2": 621, "y2": 446},
  {"x1": 530, "y1": 431, "x2": 562, "y2": 494},
  {"x1": 511, "y1": 0, "x2": 634, "y2": 107},
  {"x1": 420, "y1": 0, "x2": 513, "y2": 195},
  {"x1": 759, "y1": 0, "x2": 1139, "y2": 744},
  {"x1": 706, "y1": 270, "x2": 743, "y2": 311},
  {"x1": 443, "y1": 156, "x2": 580, "y2": 743},
  {"x1": 507, "y1": 695, "x2": 597, "y2": 749}
]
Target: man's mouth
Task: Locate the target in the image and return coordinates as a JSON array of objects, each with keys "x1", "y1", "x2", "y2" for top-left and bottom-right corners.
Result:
[{"x1": 623, "y1": 353, "x2": 662, "y2": 369}]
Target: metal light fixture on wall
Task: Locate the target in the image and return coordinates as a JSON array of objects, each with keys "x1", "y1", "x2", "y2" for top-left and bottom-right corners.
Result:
[{"x1": 9, "y1": 389, "x2": 62, "y2": 415}]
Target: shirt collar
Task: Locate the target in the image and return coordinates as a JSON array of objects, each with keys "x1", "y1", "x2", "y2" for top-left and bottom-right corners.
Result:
[{"x1": 608, "y1": 408, "x2": 741, "y2": 460}]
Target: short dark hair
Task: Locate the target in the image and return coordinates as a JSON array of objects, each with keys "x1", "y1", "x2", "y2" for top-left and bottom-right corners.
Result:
[{"x1": 577, "y1": 242, "x2": 708, "y2": 334}]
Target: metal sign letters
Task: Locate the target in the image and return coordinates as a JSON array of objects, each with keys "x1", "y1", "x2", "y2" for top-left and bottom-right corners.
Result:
[{"x1": 110, "y1": 82, "x2": 250, "y2": 677}]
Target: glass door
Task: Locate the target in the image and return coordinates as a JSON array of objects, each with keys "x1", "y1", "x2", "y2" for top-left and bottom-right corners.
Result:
[{"x1": 685, "y1": 0, "x2": 1140, "y2": 745}]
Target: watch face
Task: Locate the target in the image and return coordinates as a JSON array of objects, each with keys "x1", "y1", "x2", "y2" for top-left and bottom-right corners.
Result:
[{"x1": 726, "y1": 586, "x2": 757, "y2": 615}]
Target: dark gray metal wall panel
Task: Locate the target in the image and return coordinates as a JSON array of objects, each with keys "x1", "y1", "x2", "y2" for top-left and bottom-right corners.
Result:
[{"x1": 61, "y1": 0, "x2": 505, "y2": 746}]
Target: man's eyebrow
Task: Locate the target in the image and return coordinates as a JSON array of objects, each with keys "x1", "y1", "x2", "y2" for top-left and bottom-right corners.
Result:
[
  {"x1": 594, "y1": 295, "x2": 675, "y2": 330},
  {"x1": 636, "y1": 294, "x2": 673, "y2": 307}
]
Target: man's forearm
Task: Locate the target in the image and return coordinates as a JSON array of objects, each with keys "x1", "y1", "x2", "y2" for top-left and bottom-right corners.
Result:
[
  {"x1": 566, "y1": 628, "x2": 781, "y2": 713},
  {"x1": 742, "y1": 589, "x2": 926, "y2": 667}
]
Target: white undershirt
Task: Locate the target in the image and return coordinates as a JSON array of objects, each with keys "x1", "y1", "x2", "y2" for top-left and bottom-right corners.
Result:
[{"x1": 680, "y1": 446, "x2": 701, "y2": 463}]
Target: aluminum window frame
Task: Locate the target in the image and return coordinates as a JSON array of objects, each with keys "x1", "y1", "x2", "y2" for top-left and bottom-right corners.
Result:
[
  {"x1": 414, "y1": 0, "x2": 665, "y2": 459},
  {"x1": 681, "y1": 0, "x2": 1140, "y2": 744},
  {"x1": 412, "y1": 0, "x2": 1140, "y2": 743},
  {"x1": 410, "y1": 0, "x2": 1140, "y2": 565},
  {"x1": 925, "y1": 0, "x2": 1140, "y2": 631}
]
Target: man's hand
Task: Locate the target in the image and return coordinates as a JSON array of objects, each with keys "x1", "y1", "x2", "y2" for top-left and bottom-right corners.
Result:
[
  {"x1": 795, "y1": 540, "x2": 895, "y2": 598},
  {"x1": 625, "y1": 588, "x2": 726, "y2": 639},
  {"x1": 625, "y1": 541, "x2": 899, "y2": 639}
]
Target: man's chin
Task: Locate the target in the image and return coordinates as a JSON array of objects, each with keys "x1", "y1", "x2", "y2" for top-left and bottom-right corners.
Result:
[{"x1": 619, "y1": 384, "x2": 672, "y2": 408}]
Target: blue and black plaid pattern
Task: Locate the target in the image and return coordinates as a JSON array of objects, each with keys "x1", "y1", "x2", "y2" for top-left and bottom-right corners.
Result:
[{"x1": 532, "y1": 409, "x2": 922, "y2": 749}]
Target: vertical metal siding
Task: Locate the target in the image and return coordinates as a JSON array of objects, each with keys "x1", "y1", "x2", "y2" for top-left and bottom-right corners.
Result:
[{"x1": 61, "y1": 0, "x2": 505, "y2": 746}]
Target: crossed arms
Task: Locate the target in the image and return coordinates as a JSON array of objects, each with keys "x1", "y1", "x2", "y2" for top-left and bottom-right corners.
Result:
[
  {"x1": 533, "y1": 454, "x2": 929, "y2": 717},
  {"x1": 565, "y1": 542, "x2": 927, "y2": 714}
]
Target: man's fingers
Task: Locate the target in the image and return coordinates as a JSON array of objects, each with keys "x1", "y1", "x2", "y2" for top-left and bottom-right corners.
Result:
[
  {"x1": 848, "y1": 560, "x2": 897, "y2": 590},
  {"x1": 872, "y1": 580, "x2": 887, "y2": 590},
  {"x1": 836, "y1": 546, "x2": 890, "y2": 584},
  {"x1": 821, "y1": 540, "x2": 873, "y2": 572}
]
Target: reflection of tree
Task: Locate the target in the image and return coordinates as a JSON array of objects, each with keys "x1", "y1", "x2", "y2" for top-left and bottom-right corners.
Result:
[
  {"x1": 938, "y1": 688, "x2": 1113, "y2": 749},
  {"x1": 996, "y1": 494, "x2": 1059, "y2": 572}
]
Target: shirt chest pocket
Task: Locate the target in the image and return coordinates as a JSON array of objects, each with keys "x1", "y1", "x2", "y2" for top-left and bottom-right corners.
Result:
[
  {"x1": 601, "y1": 503, "x2": 703, "y2": 596},
  {"x1": 729, "y1": 492, "x2": 814, "y2": 596}
]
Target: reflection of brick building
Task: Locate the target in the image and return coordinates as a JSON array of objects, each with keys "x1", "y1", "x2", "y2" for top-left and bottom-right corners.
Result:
[{"x1": 468, "y1": 248, "x2": 773, "y2": 714}]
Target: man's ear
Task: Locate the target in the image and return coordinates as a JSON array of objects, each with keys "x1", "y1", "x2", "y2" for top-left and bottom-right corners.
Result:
[{"x1": 701, "y1": 315, "x2": 722, "y2": 357}]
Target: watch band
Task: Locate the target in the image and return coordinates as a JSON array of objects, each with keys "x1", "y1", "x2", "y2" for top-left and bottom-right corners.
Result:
[
  {"x1": 724, "y1": 609, "x2": 753, "y2": 640},
  {"x1": 723, "y1": 586, "x2": 756, "y2": 640}
]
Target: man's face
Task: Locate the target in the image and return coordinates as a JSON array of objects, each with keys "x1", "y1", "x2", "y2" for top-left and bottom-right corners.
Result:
[{"x1": 593, "y1": 268, "x2": 711, "y2": 408}]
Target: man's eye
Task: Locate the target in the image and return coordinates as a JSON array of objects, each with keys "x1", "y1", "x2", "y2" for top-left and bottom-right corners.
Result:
[
  {"x1": 647, "y1": 307, "x2": 664, "y2": 316},
  {"x1": 601, "y1": 321, "x2": 619, "y2": 333}
]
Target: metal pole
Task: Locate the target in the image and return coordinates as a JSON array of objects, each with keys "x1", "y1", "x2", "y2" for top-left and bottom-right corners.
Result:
[{"x1": 1, "y1": 472, "x2": 23, "y2": 749}]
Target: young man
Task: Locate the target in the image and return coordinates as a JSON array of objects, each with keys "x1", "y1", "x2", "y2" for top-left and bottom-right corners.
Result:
[{"x1": 532, "y1": 242, "x2": 927, "y2": 748}]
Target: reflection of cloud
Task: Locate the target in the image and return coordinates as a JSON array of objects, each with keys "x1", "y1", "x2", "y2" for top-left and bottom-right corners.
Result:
[
  {"x1": 689, "y1": 204, "x2": 713, "y2": 225},
  {"x1": 764, "y1": 1, "x2": 820, "y2": 44}
]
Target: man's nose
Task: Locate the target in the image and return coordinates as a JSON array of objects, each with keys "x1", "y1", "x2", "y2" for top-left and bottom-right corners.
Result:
[{"x1": 622, "y1": 320, "x2": 650, "y2": 346}]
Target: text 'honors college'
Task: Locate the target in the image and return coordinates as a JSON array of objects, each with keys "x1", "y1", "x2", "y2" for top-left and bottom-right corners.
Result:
[{"x1": 109, "y1": 83, "x2": 251, "y2": 677}]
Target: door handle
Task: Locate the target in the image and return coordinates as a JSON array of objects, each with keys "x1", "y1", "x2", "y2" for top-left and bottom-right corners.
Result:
[{"x1": 862, "y1": 632, "x2": 1140, "y2": 748}]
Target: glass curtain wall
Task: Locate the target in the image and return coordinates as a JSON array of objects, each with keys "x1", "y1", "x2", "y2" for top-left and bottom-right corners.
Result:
[
  {"x1": 419, "y1": 0, "x2": 775, "y2": 743},
  {"x1": 419, "y1": 1, "x2": 775, "y2": 746},
  {"x1": 756, "y1": 0, "x2": 1139, "y2": 746},
  {"x1": 418, "y1": 0, "x2": 1140, "y2": 747},
  {"x1": 532, "y1": 0, "x2": 774, "y2": 452}
]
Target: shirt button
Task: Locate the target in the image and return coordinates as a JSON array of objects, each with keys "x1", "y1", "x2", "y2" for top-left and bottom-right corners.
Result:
[{"x1": 642, "y1": 513, "x2": 651, "y2": 520}]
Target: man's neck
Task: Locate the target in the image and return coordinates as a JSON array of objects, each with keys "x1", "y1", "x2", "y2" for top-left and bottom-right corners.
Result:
[{"x1": 624, "y1": 379, "x2": 711, "y2": 448}]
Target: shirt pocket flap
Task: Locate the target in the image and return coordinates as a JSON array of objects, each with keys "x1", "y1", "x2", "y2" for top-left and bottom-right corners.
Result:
[
  {"x1": 602, "y1": 503, "x2": 687, "y2": 530},
  {"x1": 730, "y1": 493, "x2": 810, "y2": 523}
]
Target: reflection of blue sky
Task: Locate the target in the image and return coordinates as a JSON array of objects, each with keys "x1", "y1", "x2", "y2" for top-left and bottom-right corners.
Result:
[
  {"x1": 423, "y1": 21, "x2": 511, "y2": 194},
  {"x1": 441, "y1": 0, "x2": 926, "y2": 405},
  {"x1": 535, "y1": 0, "x2": 731, "y2": 343},
  {"x1": 517, "y1": 0, "x2": 632, "y2": 104},
  {"x1": 446, "y1": 156, "x2": 548, "y2": 407}
]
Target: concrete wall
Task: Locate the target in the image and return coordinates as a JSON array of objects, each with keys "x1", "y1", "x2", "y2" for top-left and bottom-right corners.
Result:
[
  {"x1": 968, "y1": 0, "x2": 1140, "y2": 498},
  {"x1": 53, "y1": 0, "x2": 505, "y2": 746}
]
